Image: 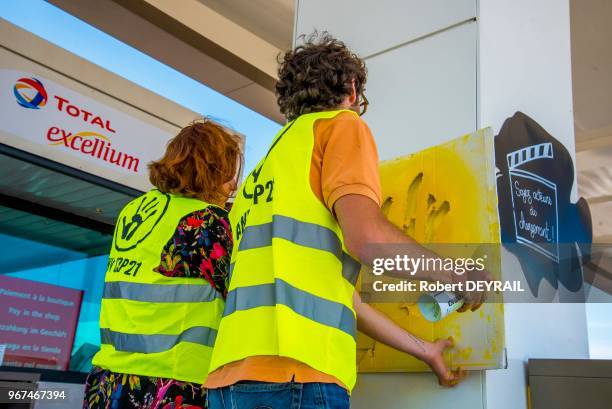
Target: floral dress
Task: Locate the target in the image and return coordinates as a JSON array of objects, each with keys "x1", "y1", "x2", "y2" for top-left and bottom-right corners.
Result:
[{"x1": 84, "y1": 206, "x2": 232, "y2": 409}]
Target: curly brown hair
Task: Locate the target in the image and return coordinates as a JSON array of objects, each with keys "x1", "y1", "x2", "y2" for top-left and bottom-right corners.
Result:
[
  {"x1": 148, "y1": 119, "x2": 242, "y2": 205},
  {"x1": 276, "y1": 32, "x2": 367, "y2": 121}
]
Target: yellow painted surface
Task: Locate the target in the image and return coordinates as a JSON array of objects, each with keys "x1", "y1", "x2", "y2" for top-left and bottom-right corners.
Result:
[{"x1": 357, "y1": 128, "x2": 505, "y2": 372}]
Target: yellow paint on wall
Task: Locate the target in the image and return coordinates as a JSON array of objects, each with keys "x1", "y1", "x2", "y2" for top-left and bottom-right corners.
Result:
[{"x1": 357, "y1": 128, "x2": 505, "y2": 372}]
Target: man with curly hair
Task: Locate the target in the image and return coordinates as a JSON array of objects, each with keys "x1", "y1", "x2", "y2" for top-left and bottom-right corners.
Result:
[{"x1": 206, "y1": 33, "x2": 477, "y2": 409}]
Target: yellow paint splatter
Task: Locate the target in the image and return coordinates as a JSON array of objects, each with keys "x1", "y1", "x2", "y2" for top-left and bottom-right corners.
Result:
[
  {"x1": 457, "y1": 347, "x2": 473, "y2": 361},
  {"x1": 357, "y1": 128, "x2": 505, "y2": 373}
]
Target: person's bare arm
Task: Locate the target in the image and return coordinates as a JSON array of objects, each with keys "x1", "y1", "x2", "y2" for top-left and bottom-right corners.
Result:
[
  {"x1": 353, "y1": 291, "x2": 465, "y2": 386},
  {"x1": 335, "y1": 194, "x2": 452, "y2": 283},
  {"x1": 335, "y1": 194, "x2": 490, "y2": 309}
]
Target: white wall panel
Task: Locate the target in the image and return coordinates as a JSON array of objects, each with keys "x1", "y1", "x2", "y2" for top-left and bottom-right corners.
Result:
[
  {"x1": 295, "y1": 0, "x2": 476, "y2": 57},
  {"x1": 352, "y1": 372, "x2": 485, "y2": 409},
  {"x1": 364, "y1": 21, "x2": 477, "y2": 160},
  {"x1": 479, "y1": 1, "x2": 589, "y2": 408}
]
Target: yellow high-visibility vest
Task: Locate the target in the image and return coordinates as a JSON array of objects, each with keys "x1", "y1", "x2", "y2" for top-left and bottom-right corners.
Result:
[
  {"x1": 92, "y1": 189, "x2": 224, "y2": 383},
  {"x1": 209, "y1": 110, "x2": 361, "y2": 391}
]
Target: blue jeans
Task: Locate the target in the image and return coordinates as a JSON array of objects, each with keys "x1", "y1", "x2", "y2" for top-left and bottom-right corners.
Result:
[{"x1": 207, "y1": 382, "x2": 350, "y2": 409}]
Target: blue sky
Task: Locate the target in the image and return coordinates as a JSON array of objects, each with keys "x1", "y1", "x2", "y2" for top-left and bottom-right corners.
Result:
[
  {"x1": 0, "y1": 0, "x2": 281, "y2": 175},
  {"x1": 1, "y1": 0, "x2": 610, "y2": 359}
]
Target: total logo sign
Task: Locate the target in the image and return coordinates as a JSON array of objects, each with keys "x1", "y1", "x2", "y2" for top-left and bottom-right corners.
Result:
[
  {"x1": 13, "y1": 77, "x2": 140, "y2": 173},
  {"x1": 14, "y1": 77, "x2": 48, "y2": 109},
  {"x1": 1, "y1": 69, "x2": 171, "y2": 189}
]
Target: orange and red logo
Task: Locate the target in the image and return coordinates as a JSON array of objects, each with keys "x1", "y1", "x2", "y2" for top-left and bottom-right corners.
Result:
[{"x1": 14, "y1": 77, "x2": 48, "y2": 109}]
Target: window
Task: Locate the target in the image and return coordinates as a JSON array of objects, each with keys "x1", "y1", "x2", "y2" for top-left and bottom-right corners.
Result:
[{"x1": 0, "y1": 150, "x2": 134, "y2": 378}]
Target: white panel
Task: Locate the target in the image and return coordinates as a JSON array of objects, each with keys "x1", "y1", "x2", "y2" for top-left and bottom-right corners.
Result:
[
  {"x1": 295, "y1": 0, "x2": 476, "y2": 57},
  {"x1": 364, "y1": 21, "x2": 477, "y2": 160},
  {"x1": 478, "y1": 2, "x2": 589, "y2": 408},
  {"x1": 0, "y1": 59, "x2": 171, "y2": 192},
  {"x1": 485, "y1": 304, "x2": 588, "y2": 409},
  {"x1": 352, "y1": 372, "x2": 485, "y2": 409},
  {"x1": 479, "y1": 0, "x2": 576, "y2": 161}
]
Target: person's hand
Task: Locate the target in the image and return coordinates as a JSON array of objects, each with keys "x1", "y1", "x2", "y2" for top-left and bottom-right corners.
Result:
[
  {"x1": 453, "y1": 268, "x2": 495, "y2": 312},
  {"x1": 423, "y1": 337, "x2": 467, "y2": 387}
]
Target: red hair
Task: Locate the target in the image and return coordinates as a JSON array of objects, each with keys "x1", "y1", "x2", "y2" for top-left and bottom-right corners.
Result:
[{"x1": 148, "y1": 119, "x2": 242, "y2": 204}]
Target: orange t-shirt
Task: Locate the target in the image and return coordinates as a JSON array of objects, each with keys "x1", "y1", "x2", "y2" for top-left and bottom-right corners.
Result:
[{"x1": 205, "y1": 111, "x2": 381, "y2": 390}]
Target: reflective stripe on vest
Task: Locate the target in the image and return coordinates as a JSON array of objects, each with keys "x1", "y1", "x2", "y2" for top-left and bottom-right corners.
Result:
[
  {"x1": 238, "y1": 215, "x2": 360, "y2": 285},
  {"x1": 224, "y1": 278, "x2": 356, "y2": 339},
  {"x1": 103, "y1": 281, "x2": 221, "y2": 303},
  {"x1": 100, "y1": 326, "x2": 217, "y2": 354}
]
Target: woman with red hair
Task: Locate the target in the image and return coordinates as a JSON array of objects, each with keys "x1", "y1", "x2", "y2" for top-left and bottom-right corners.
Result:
[{"x1": 84, "y1": 119, "x2": 241, "y2": 409}]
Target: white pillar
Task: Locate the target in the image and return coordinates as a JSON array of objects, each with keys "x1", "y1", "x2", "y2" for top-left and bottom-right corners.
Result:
[{"x1": 479, "y1": 1, "x2": 589, "y2": 408}]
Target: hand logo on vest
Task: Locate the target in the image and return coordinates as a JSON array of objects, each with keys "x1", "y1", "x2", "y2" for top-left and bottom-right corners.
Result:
[
  {"x1": 114, "y1": 192, "x2": 170, "y2": 251},
  {"x1": 122, "y1": 197, "x2": 158, "y2": 240}
]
